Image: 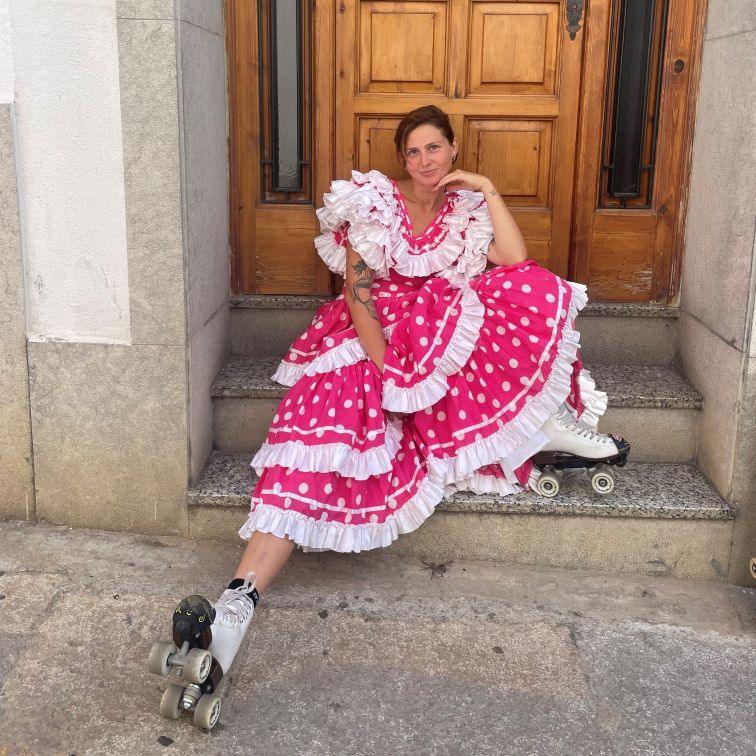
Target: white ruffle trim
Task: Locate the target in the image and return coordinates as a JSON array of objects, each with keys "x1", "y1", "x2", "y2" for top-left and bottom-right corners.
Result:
[
  {"x1": 315, "y1": 170, "x2": 396, "y2": 279},
  {"x1": 427, "y1": 280, "x2": 595, "y2": 484},
  {"x1": 272, "y1": 323, "x2": 400, "y2": 387},
  {"x1": 314, "y1": 171, "x2": 491, "y2": 283},
  {"x1": 382, "y1": 284, "x2": 485, "y2": 413},
  {"x1": 250, "y1": 419, "x2": 403, "y2": 480},
  {"x1": 443, "y1": 471, "x2": 523, "y2": 497},
  {"x1": 238, "y1": 472, "x2": 446, "y2": 553},
  {"x1": 525, "y1": 465, "x2": 544, "y2": 493},
  {"x1": 575, "y1": 368, "x2": 608, "y2": 430}
]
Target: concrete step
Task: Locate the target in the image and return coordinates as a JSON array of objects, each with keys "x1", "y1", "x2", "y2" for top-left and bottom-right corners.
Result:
[
  {"x1": 211, "y1": 359, "x2": 701, "y2": 463},
  {"x1": 187, "y1": 452, "x2": 735, "y2": 581},
  {"x1": 230, "y1": 295, "x2": 678, "y2": 366}
]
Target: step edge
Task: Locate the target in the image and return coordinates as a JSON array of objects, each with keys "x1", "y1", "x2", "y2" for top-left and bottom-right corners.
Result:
[
  {"x1": 210, "y1": 386, "x2": 703, "y2": 410},
  {"x1": 210, "y1": 358, "x2": 704, "y2": 408},
  {"x1": 187, "y1": 490, "x2": 735, "y2": 521},
  {"x1": 231, "y1": 295, "x2": 679, "y2": 319},
  {"x1": 188, "y1": 454, "x2": 734, "y2": 521}
]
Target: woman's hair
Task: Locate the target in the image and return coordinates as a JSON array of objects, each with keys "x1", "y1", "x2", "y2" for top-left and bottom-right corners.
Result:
[{"x1": 394, "y1": 105, "x2": 455, "y2": 160}]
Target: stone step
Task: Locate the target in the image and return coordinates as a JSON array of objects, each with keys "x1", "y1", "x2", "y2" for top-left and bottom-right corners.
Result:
[
  {"x1": 230, "y1": 295, "x2": 678, "y2": 366},
  {"x1": 211, "y1": 359, "x2": 702, "y2": 463},
  {"x1": 187, "y1": 452, "x2": 734, "y2": 581}
]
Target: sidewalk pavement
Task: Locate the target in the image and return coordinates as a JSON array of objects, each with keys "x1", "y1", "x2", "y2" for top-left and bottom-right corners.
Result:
[{"x1": 0, "y1": 519, "x2": 754, "y2": 756}]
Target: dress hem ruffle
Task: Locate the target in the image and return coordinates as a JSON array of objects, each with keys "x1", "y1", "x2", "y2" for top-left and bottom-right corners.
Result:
[
  {"x1": 426, "y1": 280, "x2": 590, "y2": 485},
  {"x1": 238, "y1": 472, "x2": 446, "y2": 553},
  {"x1": 250, "y1": 419, "x2": 403, "y2": 480}
]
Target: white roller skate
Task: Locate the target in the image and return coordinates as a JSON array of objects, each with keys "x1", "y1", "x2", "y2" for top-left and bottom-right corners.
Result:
[
  {"x1": 147, "y1": 571, "x2": 258, "y2": 730},
  {"x1": 533, "y1": 407, "x2": 630, "y2": 497}
]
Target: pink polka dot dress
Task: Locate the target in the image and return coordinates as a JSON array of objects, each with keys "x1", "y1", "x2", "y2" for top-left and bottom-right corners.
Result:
[{"x1": 239, "y1": 170, "x2": 607, "y2": 552}]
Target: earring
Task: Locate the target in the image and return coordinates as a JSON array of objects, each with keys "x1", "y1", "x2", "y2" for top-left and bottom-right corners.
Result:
[{"x1": 452, "y1": 154, "x2": 458, "y2": 163}]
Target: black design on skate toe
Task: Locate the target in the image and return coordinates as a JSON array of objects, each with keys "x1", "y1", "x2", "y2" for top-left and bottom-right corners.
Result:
[{"x1": 172, "y1": 595, "x2": 215, "y2": 650}]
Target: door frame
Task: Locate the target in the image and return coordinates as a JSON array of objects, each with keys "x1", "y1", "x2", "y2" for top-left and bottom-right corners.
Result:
[{"x1": 226, "y1": 0, "x2": 707, "y2": 302}]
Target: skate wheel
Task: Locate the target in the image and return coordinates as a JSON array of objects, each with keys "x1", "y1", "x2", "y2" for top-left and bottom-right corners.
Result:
[
  {"x1": 159, "y1": 684, "x2": 185, "y2": 720},
  {"x1": 194, "y1": 694, "x2": 221, "y2": 730},
  {"x1": 148, "y1": 641, "x2": 177, "y2": 677},
  {"x1": 183, "y1": 648, "x2": 213, "y2": 684},
  {"x1": 591, "y1": 467, "x2": 615, "y2": 494},
  {"x1": 536, "y1": 470, "x2": 560, "y2": 498}
]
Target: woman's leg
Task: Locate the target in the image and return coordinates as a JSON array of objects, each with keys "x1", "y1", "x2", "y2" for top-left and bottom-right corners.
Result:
[{"x1": 233, "y1": 530, "x2": 297, "y2": 595}]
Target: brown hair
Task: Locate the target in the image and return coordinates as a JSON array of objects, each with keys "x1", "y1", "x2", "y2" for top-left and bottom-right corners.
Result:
[{"x1": 394, "y1": 105, "x2": 455, "y2": 161}]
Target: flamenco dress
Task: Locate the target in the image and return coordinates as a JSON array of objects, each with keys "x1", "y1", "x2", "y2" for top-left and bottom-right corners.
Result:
[{"x1": 239, "y1": 170, "x2": 608, "y2": 552}]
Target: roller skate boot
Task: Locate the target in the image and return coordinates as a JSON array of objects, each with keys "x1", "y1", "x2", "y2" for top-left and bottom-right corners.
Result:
[
  {"x1": 533, "y1": 408, "x2": 630, "y2": 497},
  {"x1": 147, "y1": 571, "x2": 258, "y2": 730}
]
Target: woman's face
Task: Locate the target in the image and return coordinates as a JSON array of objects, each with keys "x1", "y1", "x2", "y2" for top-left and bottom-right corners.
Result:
[{"x1": 400, "y1": 124, "x2": 457, "y2": 189}]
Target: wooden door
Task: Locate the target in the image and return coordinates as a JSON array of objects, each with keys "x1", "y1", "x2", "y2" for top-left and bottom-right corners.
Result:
[
  {"x1": 571, "y1": 0, "x2": 706, "y2": 301},
  {"x1": 335, "y1": 0, "x2": 585, "y2": 278},
  {"x1": 227, "y1": 1, "x2": 706, "y2": 301},
  {"x1": 226, "y1": 0, "x2": 333, "y2": 294}
]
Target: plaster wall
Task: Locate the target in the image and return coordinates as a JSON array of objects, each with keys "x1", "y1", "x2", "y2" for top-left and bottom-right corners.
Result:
[
  {"x1": 677, "y1": 0, "x2": 756, "y2": 585},
  {"x1": 0, "y1": 0, "x2": 12, "y2": 103},
  {"x1": 10, "y1": 0, "x2": 131, "y2": 343}
]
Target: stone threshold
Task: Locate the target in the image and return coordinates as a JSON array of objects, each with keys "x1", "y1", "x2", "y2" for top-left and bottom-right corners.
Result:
[
  {"x1": 189, "y1": 451, "x2": 734, "y2": 521},
  {"x1": 211, "y1": 357, "x2": 702, "y2": 410},
  {"x1": 231, "y1": 294, "x2": 679, "y2": 319}
]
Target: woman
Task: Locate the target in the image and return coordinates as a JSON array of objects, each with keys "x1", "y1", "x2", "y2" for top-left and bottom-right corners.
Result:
[{"x1": 165, "y1": 105, "x2": 628, "y2": 693}]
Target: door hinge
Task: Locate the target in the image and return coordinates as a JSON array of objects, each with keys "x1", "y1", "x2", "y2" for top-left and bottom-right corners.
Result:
[{"x1": 566, "y1": 0, "x2": 585, "y2": 41}]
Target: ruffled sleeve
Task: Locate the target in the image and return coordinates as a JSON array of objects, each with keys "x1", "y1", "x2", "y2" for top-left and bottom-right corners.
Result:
[
  {"x1": 314, "y1": 170, "x2": 396, "y2": 279},
  {"x1": 441, "y1": 190, "x2": 492, "y2": 284}
]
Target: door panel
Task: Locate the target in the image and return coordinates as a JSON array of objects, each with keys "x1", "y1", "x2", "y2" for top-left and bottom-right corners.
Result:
[
  {"x1": 570, "y1": 0, "x2": 706, "y2": 301},
  {"x1": 337, "y1": 0, "x2": 584, "y2": 278}
]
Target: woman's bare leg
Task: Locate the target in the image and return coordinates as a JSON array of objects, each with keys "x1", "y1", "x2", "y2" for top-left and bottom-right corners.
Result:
[{"x1": 233, "y1": 530, "x2": 296, "y2": 595}]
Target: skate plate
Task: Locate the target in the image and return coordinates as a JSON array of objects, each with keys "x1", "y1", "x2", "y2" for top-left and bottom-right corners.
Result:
[
  {"x1": 533, "y1": 437, "x2": 631, "y2": 497},
  {"x1": 148, "y1": 595, "x2": 224, "y2": 730}
]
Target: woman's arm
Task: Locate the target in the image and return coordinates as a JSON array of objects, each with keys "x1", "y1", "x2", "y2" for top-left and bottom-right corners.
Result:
[
  {"x1": 435, "y1": 170, "x2": 528, "y2": 266},
  {"x1": 479, "y1": 179, "x2": 528, "y2": 266},
  {"x1": 345, "y1": 241, "x2": 387, "y2": 372}
]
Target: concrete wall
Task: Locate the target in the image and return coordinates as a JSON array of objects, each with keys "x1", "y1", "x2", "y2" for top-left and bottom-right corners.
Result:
[
  {"x1": 0, "y1": 0, "x2": 228, "y2": 533},
  {"x1": 0, "y1": 0, "x2": 192, "y2": 536},
  {"x1": 677, "y1": 0, "x2": 756, "y2": 585}
]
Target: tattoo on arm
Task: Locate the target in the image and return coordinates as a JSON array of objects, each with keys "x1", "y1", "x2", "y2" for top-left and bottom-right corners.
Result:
[
  {"x1": 488, "y1": 189, "x2": 497, "y2": 197},
  {"x1": 350, "y1": 260, "x2": 378, "y2": 321}
]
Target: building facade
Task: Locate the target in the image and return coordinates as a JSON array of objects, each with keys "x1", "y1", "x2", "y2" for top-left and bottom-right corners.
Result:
[{"x1": 0, "y1": 0, "x2": 754, "y2": 585}]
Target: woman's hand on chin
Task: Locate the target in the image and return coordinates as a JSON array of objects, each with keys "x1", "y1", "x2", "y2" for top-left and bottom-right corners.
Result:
[{"x1": 434, "y1": 170, "x2": 493, "y2": 194}]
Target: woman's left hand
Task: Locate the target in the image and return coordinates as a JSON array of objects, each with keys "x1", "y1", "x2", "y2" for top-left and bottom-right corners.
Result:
[{"x1": 434, "y1": 170, "x2": 493, "y2": 193}]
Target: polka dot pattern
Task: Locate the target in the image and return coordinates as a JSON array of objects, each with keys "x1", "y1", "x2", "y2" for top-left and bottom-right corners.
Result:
[{"x1": 248, "y1": 244, "x2": 591, "y2": 552}]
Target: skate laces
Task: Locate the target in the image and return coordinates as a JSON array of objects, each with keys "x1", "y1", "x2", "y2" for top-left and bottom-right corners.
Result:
[
  {"x1": 555, "y1": 408, "x2": 613, "y2": 446},
  {"x1": 215, "y1": 571, "x2": 257, "y2": 628}
]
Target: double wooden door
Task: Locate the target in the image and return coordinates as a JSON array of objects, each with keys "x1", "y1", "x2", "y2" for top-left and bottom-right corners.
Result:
[{"x1": 227, "y1": 0, "x2": 706, "y2": 301}]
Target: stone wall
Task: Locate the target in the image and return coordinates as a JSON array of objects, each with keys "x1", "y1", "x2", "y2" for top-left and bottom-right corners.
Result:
[
  {"x1": 0, "y1": 105, "x2": 34, "y2": 522},
  {"x1": 677, "y1": 0, "x2": 756, "y2": 585},
  {"x1": 1, "y1": 0, "x2": 229, "y2": 533},
  {"x1": 16, "y1": 0, "x2": 189, "y2": 535},
  {"x1": 175, "y1": 0, "x2": 231, "y2": 484}
]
